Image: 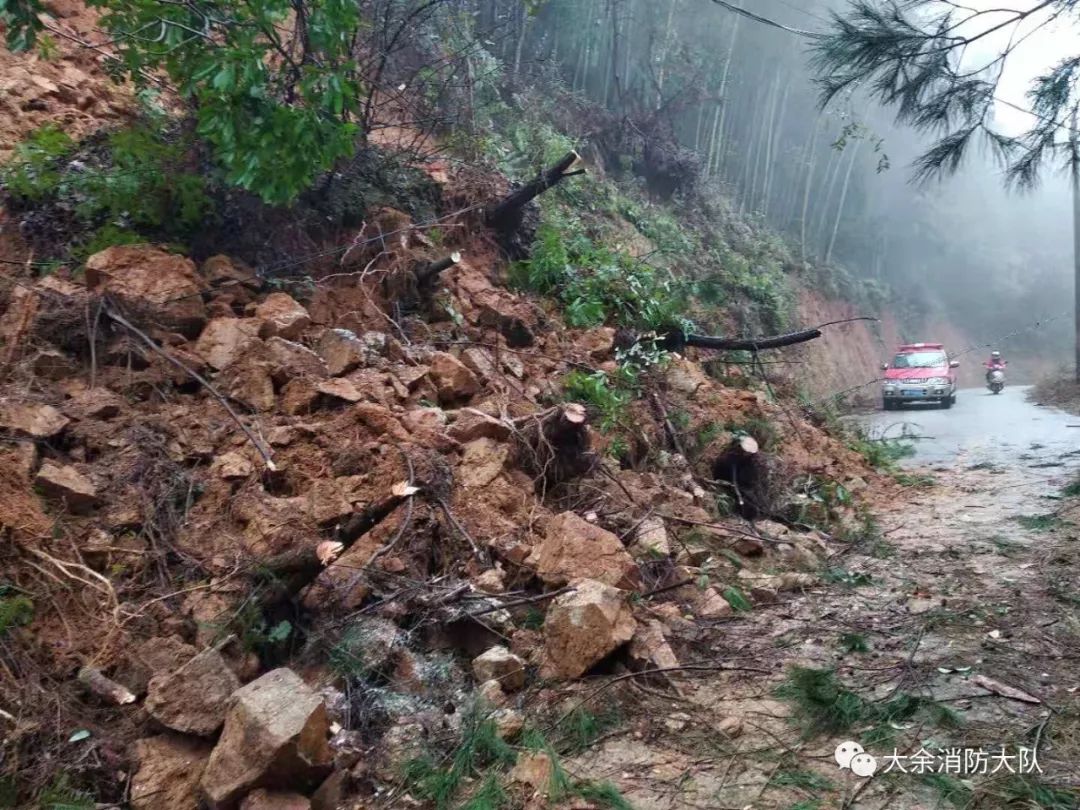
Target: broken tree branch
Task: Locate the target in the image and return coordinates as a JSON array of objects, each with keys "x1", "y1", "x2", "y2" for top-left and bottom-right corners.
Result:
[
  {"x1": 259, "y1": 490, "x2": 412, "y2": 583},
  {"x1": 663, "y1": 327, "x2": 823, "y2": 353},
  {"x1": 78, "y1": 666, "x2": 135, "y2": 705},
  {"x1": 486, "y1": 151, "x2": 585, "y2": 234}
]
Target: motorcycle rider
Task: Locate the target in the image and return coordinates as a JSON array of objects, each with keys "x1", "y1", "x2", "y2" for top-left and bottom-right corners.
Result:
[{"x1": 984, "y1": 351, "x2": 1007, "y2": 383}]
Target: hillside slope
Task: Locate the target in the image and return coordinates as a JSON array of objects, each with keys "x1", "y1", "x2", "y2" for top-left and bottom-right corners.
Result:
[{"x1": 0, "y1": 11, "x2": 924, "y2": 809}]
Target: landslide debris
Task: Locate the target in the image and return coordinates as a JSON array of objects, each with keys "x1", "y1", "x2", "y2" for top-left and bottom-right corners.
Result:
[{"x1": 0, "y1": 134, "x2": 881, "y2": 810}]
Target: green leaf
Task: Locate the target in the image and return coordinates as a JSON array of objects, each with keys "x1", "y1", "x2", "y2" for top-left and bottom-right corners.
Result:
[
  {"x1": 267, "y1": 619, "x2": 292, "y2": 643},
  {"x1": 723, "y1": 586, "x2": 752, "y2": 612}
]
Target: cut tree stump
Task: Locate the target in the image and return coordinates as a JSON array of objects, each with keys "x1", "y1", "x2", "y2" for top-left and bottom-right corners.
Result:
[
  {"x1": 415, "y1": 252, "x2": 462, "y2": 287},
  {"x1": 514, "y1": 403, "x2": 594, "y2": 489},
  {"x1": 486, "y1": 151, "x2": 585, "y2": 236}
]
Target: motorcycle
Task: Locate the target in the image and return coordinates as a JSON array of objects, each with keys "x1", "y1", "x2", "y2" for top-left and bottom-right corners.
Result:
[{"x1": 987, "y1": 368, "x2": 1005, "y2": 394}]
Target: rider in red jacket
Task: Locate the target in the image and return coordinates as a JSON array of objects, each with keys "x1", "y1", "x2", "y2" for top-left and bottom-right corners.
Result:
[{"x1": 984, "y1": 351, "x2": 1006, "y2": 382}]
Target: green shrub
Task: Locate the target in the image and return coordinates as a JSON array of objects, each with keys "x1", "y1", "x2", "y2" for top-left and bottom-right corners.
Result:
[
  {"x1": 513, "y1": 213, "x2": 691, "y2": 332},
  {"x1": 74, "y1": 124, "x2": 210, "y2": 229},
  {"x1": 0, "y1": 588, "x2": 33, "y2": 635},
  {"x1": 3, "y1": 120, "x2": 211, "y2": 255},
  {"x1": 562, "y1": 368, "x2": 634, "y2": 433},
  {"x1": 1, "y1": 124, "x2": 73, "y2": 200}
]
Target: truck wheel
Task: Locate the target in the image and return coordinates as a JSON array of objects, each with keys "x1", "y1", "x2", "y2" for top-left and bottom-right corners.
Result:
[
  {"x1": 942, "y1": 396, "x2": 953, "y2": 410},
  {"x1": 883, "y1": 400, "x2": 896, "y2": 411}
]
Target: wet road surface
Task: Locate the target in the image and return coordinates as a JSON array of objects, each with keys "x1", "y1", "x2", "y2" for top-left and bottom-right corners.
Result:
[{"x1": 855, "y1": 384, "x2": 1080, "y2": 468}]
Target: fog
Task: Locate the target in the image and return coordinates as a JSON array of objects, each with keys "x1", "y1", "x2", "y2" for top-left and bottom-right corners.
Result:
[{"x1": 492, "y1": 0, "x2": 1075, "y2": 374}]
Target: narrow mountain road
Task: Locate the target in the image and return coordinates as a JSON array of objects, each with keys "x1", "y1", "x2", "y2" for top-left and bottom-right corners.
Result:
[
  {"x1": 857, "y1": 385, "x2": 1080, "y2": 468},
  {"x1": 566, "y1": 388, "x2": 1080, "y2": 809}
]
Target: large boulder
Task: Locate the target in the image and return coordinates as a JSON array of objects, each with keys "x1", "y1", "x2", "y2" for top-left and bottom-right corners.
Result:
[
  {"x1": 532, "y1": 511, "x2": 639, "y2": 590},
  {"x1": 255, "y1": 294, "x2": 312, "y2": 341},
  {"x1": 541, "y1": 579, "x2": 635, "y2": 679},
  {"x1": 201, "y1": 668, "x2": 332, "y2": 808},
  {"x1": 145, "y1": 648, "x2": 240, "y2": 736},
  {"x1": 130, "y1": 734, "x2": 212, "y2": 810},
  {"x1": 0, "y1": 401, "x2": 69, "y2": 438},
  {"x1": 85, "y1": 246, "x2": 207, "y2": 337},
  {"x1": 34, "y1": 461, "x2": 99, "y2": 513}
]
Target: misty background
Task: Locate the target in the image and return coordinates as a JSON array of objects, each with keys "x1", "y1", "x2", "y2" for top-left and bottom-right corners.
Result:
[{"x1": 481, "y1": 0, "x2": 1074, "y2": 378}]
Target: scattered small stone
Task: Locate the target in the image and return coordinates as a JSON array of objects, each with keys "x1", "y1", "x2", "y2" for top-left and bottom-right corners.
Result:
[
  {"x1": 213, "y1": 451, "x2": 255, "y2": 480},
  {"x1": 628, "y1": 619, "x2": 679, "y2": 671},
  {"x1": 508, "y1": 752, "x2": 553, "y2": 790},
  {"x1": 33, "y1": 349, "x2": 77, "y2": 380},
  {"x1": 492, "y1": 708, "x2": 524, "y2": 740},
  {"x1": 631, "y1": 516, "x2": 671, "y2": 558},
  {"x1": 477, "y1": 679, "x2": 508, "y2": 708},
  {"x1": 472, "y1": 646, "x2": 526, "y2": 691},
  {"x1": 63, "y1": 388, "x2": 124, "y2": 420}
]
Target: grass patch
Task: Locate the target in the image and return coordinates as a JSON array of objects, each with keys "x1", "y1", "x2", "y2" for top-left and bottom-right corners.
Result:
[
  {"x1": 554, "y1": 706, "x2": 622, "y2": 755},
  {"x1": 989, "y1": 535, "x2": 1025, "y2": 556},
  {"x1": 920, "y1": 773, "x2": 972, "y2": 808},
  {"x1": 1014, "y1": 514, "x2": 1063, "y2": 532},
  {"x1": 850, "y1": 433, "x2": 915, "y2": 470},
  {"x1": 459, "y1": 773, "x2": 510, "y2": 810},
  {"x1": 821, "y1": 568, "x2": 873, "y2": 588},
  {"x1": 511, "y1": 209, "x2": 691, "y2": 332},
  {"x1": 0, "y1": 586, "x2": 34, "y2": 636},
  {"x1": 989, "y1": 775, "x2": 1080, "y2": 809},
  {"x1": 36, "y1": 775, "x2": 95, "y2": 810},
  {"x1": 404, "y1": 709, "x2": 516, "y2": 809},
  {"x1": 777, "y1": 667, "x2": 961, "y2": 740},
  {"x1": 724, "y1": 416, "x2": 780, "y2": 453},
  {"x1": 1062, "y1": 477, "x2": 1080, "y2": 498},
  {"x1": 770, "y1": 768, "x2": 834, "y2": 792},
  {"x1": 894, "y1": 471, "x2": 935, "y2": 488},
  {"x1": 839, "y1": 633, "x2": 869, "y2": 653},
  {"x1": 562, "y1": 368, "x2": 634, "y2": 434},
  {"x1": 723, "y1": 586, "x2": 752, "y2": 612},
  {"x1": 523, "y1": 728, "x2": 633, "y2": 810}
]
